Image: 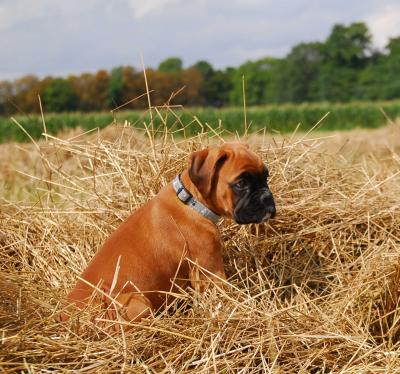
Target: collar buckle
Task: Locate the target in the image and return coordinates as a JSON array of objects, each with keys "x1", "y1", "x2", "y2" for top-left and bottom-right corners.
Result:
[{"x1": 176, "y1": 186, "x2": 192, "y2": 203}]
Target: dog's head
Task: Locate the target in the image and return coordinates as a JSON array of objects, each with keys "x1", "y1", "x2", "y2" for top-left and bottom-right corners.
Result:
[{"x1": 188, "y1": 142, "x2": 276, "y2": 224}]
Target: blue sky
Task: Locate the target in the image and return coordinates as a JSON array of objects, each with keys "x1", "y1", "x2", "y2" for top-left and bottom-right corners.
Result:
[{"x1": 0, "y1": 0, "x2": 399, "y2": 79}]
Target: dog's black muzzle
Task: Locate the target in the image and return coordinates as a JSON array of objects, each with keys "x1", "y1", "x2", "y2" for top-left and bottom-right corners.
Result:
[{"x1": 233, "y1": 188, "x2": 276, "y2": 224}]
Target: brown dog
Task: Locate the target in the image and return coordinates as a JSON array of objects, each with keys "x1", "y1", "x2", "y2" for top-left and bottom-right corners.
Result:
[{"x1": 61, "y1": 143, "x2": 275, "y2": 325}]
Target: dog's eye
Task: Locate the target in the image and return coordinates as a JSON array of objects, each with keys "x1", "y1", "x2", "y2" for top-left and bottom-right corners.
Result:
[{"x1": 233, "y1": 180, "x2": 247, "y2": 190}]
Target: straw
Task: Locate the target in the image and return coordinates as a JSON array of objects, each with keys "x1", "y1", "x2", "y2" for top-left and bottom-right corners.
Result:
[{"x1": 0, "y1": 105, "x2": 400, "y2": 372}]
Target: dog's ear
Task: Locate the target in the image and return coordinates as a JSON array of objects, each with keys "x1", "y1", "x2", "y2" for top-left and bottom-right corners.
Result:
[{"x1": 189, "y1": 148, "x2": 228, "y2": 197}]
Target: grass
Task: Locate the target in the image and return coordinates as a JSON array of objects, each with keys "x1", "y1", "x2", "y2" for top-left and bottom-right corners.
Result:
[
  {"x1": 1, "y1": 107, "x2": 400, "y2": 372},
  {"x1": 1, "y1": 99, "x2": 400, "y2": 142}
]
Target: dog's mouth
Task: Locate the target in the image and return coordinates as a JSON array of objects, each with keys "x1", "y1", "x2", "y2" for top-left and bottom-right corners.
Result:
[
  {"x1": 233, "y1": 206, "x2": 276, "y2": 225},
  {"x1": 262, "y1": 211, "x2": 274, "y2": 221}
]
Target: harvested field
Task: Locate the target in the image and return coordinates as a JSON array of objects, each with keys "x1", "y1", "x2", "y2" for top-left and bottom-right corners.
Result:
[{"x1": 1, "y1": 115, "x2": 400, "y2": 372}]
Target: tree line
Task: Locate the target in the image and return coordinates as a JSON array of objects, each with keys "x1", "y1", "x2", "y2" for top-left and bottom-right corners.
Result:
[{"x1": 1, "y1": 21, "x2": 399, "y2": 115}]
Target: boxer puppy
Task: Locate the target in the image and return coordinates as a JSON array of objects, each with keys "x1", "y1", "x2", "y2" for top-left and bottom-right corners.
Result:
[{"x1": 61, "y1": 142, "x2": 275, "y2": 326}]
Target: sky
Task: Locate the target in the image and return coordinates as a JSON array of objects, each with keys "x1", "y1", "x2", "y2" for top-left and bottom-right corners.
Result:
[{"x1": 0, "y1": 0, "x2": 399, "y2": 80}]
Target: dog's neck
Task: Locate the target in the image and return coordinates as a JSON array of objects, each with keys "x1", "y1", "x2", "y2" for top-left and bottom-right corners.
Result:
[{"x1": 174, "y1": 171, "x2": 220, "y2": 224}]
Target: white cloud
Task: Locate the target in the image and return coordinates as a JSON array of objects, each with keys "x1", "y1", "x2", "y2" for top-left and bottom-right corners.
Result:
[
  {"x1": 366, "y1": 3, "x2": 400, "y2": 49},
  {"x1": 0, "y1": 0, "x2": 48, "y2": 29},
  {"x1": 127, "y1": 0, "x2": 180, "y2": 19},
  {"x1": 0, "y1": 0, "x2": 99, "y2": 30}
]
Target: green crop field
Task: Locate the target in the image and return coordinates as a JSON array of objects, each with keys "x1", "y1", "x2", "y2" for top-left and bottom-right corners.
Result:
[{"x1": 1, "y1": 100, "x2": 400, "y2": 142}]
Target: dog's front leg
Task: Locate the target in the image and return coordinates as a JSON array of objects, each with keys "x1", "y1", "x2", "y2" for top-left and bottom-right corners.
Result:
[{"x1": 188, "y1": 253, "x2": 227, "y2": 293}]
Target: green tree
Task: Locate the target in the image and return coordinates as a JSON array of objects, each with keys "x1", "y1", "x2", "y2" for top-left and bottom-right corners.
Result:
[
  {"x1": 325, "y1": 23, "x2": 372, "y2": 68},
  {"x1": 206, "y1": 69, "x2": 234, "y2": 107},
  {"x1": 43, "y1": 78, "x2": 78, "y2": 112},
  {"x1": 357, "y1": 51, "x2": 384, "y2": 100},
  {"x1": 282, "y1": 42, "x2": 323, "y2": 102},
  {"x1": 229, "y1": 58, "x2": 280, "y2": 105},
  {"x1": 158, "y1": 57, "x2": 183, "y2": 73},
  {"x1": 382, "y1": 37, "x2": 400, "y2": 99},
  {"x1": 314, "y1": 22, "x2": 372, "y2": 101},
  {"x1": 108, "y1": 66, "x2": 124, "y2": 107},
  {"x1": 193, "y1": 60, "x2": 214, "y2": 80},
  {"x1": 192, "y1": 60, "x2": 215, "y2": 105}
]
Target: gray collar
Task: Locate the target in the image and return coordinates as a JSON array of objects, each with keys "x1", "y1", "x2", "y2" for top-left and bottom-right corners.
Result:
[{"x1": 172, "y1": 174, "x2": 220, "y2": 224}]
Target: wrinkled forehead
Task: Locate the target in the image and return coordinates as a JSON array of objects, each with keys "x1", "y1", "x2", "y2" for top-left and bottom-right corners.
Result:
[{"x1": 221, "y1": 144, "x2": 266, "y2": 179}]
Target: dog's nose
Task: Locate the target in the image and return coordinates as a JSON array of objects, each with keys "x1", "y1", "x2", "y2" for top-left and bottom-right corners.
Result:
[
  {"x1": 269, "y1": 205, "x2": 276, "y2": 218},
  {"x1": 260, "y1": 188, "x2": 273, "y2": 203},
  {"x1": 260, "y1": 188, "x2": 276, "y2": 218}
]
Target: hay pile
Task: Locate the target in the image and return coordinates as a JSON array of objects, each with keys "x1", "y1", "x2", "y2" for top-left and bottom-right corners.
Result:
[{"x1": 1, "y1": 114, "x2": 400, "y2": 372}]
